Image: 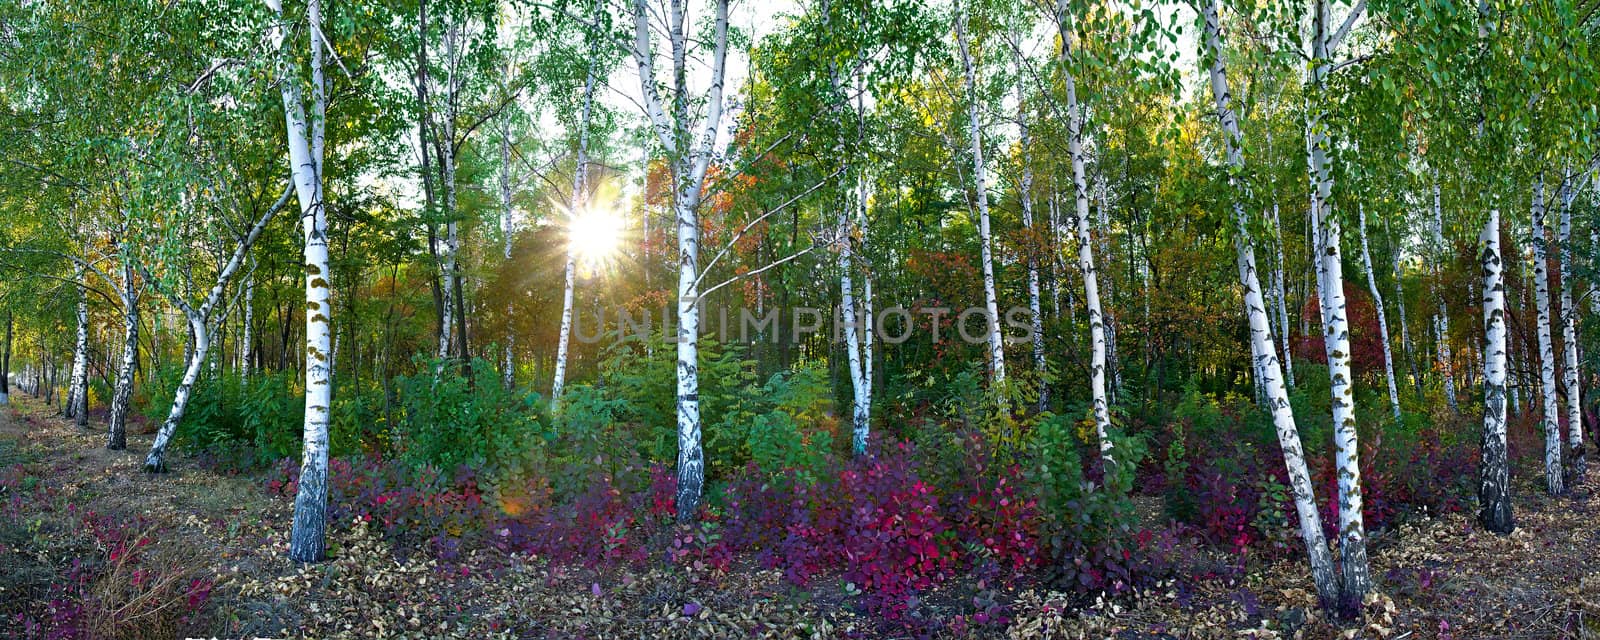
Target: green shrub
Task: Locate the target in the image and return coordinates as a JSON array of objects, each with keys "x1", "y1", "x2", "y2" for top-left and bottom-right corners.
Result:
[{"x1": 394, "y1": 357, "x2": 548, "y2": 479}]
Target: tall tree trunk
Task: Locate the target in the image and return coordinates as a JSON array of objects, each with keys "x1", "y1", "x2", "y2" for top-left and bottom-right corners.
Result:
[
  {"x1": 1056, "y1": 0, "x2": 1112, "y2": 466},
  {"x1": 1479, "y1": 208, "x2": 1514, "y2": 532},
  {"x1": 1557, "y1": 176, "x2": 1584, "y2": 481},
  {"x1": 145, "y1": 317, "x2": 207, "y2": 470},
  {"x1": 1358, "y1": 205, "x2": 1401, "y2": 420},
  {"x1": 1390, "y1": 221, "x2": 1419, "y2": 397},
  {"x1": 1201, "y1": 0, "x2": 1338, "y2": 609},
  {"x1": 1437, "y1": 310, "x2": 1456, "y2": 410},
  {"x1": 1432, "y1": 182, "x2": 1458, "y2": 412},
  {"x1": 1308, "y1": 0, "x2": 1368, "y2": 611},
  {"x1": 954, "y1": 0, "x2": 1007, "y2": 386},
  {"x1": 829, "y1": 50, "x2": 870, "y2": 455},
  {"x1": 630, "y1": 0, "x2": 729, "y2": 521},
  {"x1": 242, "y1": 264, "x2": 255, "y2": 381},
  {"x1": 500, "y1": 119, "x2": 516, "y2": 389},
  {"x1": 269, "y1": 0, "x2": 331, "y2": 563},
  {"x1": 68, "y1": 270, "x2": 89, "y2": 424},
  {"x1": 838, "y1": 194, "x2": 868, "y2": 454},
  {"x1": 552, "y1": 55, "x2": 598, "y2": 407},
  {"x1": 1529, "y1": 174, "x2": 1563, "y2": 494},
  {"x1": 0, "y1": 311, "x2": 9, "y2": 406},
  {"x1": 108, "y1": 258, "x2": 139, "y2": 450},
  {"x1": 1271, "y1": 202, "x2": 1295, "y2": 389},
  {"x1": 1016, "y1": 61, "x2": 1047, "y2": 412}
]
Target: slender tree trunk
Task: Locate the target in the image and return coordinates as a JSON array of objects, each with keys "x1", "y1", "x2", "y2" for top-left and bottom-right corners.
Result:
[
  {"x1": 1530, "y1": 175, "x2": 1563, "y2": 494},
  {"x1": 269, "y1": 0, "x2": 331, "y2": 563},
  {"x1": 552, "y1": 55, "x2": 598, "y2": 407},
  {"x1": 144, "y1": 317, "x2": 207, "y2": 471},
  {"x1": 1271, "y1": 202, "x2": 1295, "y2": 389},
  {"x1": 1557, "y1": 177, "x2": 1584, "y2": 481},
  {"x1": 1097, "y1": 181, "x2": 1120, "y2": 402},
  {"x1": 1433, "y1": 182, "x2": 1458, "y2": 412},
  {"x1": 0, "y1": 311, "x2": 9, "y2": 406},
  {"x1": 242, "y1": 265, "x2": 255, "y2": 381},
  {"x1": 1201, "y1": 0, "x2": 1338, "y2": 609},
  {"x1": 68, "y1": 271, "x2": 89, "y2": 424},
  {"x1": 1308, "y1": 0, "x2": 1368, "y2": 611},
  {"x1": 1358, "y1": 205, "x2": 1401, "y2": 420},
  {"x1": 1391, "y1": 223, "x2": 1419, "y2": 397},
  {"x1": 838, "y1": 194, "x2": 868, "y2": 454},
  {"x1": 108, "y1": 259, "x2": 139, "y2": 450},
  {"x1": 500, "y1": 119, "x2": 516, "y2": 389},
  {"x1": 955, "y1": 0, "x2": 1006, "y2": 386},
  {"x1": 630, "y1": 0, "x2": 729, "y2": 521},
  {"x1": 1016, "y1": 61, "x2": 1047, "y2": 412},
  {"x1": 1056, "y1": 0, "x2": 1112, "y2": 466},
  {"x1": 1479, "y1": 208, "x2": 1514, "y2": 532}
]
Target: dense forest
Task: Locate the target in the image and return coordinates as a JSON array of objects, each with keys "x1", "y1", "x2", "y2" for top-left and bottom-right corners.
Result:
[{"x1": 1, "y1": 0, "x2": 1599, "y2": 637}]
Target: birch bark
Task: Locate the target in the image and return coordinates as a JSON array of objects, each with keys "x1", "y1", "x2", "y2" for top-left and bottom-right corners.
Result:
[
  {"x1": 1307, "y1": 0, "x2": 1368, "y2": 610},
  {"x1": 267, "y1": 0, "x2": 332, "y2": 563},
  {"x1": 552, "y1": 55, "x2": 598, "y2": 407},
  {"x1": 1530, "y1": 175, "x2": 1563, "y2": 494},
  {"x1": 1201, "y1": 0, "x2": 1338, "y2": 609},
  {"x1": 1479, "y1": 209, "x2": 1514, "y2": 532},
  {"x1": 954, "y1": 0, "x2": 1007, "y2": 385},
  {"x1": 630, "y1": 0, "x2": 729, "y2": 520},
  {"x1": 1358, "y1": 205, "x2": 1401, "y2": 419},
  {"x1": 1557, "y1": 176, "x2": 1583, "y2": 480},
  {"x1": 1055, "y1": 0, "x2": 1112, "y2": 465}
]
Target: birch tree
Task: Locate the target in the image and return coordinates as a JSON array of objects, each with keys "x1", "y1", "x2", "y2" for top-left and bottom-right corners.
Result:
[
  {"x1": 953, "y1": 0, "x2": 1007, "y2": 387},
  {"x1": 142, "y1": 185, "x2": 292, "y2": 472},
  {"x1": 1479, "y1": 208, "x2": 1514, "y2": 532},
  {"x1": 1557, "y1": 172, "x2": 1583, "y2": 481},
  {"x1": 629, "y1": 0, "x2": 731, "y2": 521},
  {"x1": 1054, "y1": 0, "x2": 1111, "y2": 465},
  {"x1": 551, "y1": 46, "x2": 600, "y2": 407},
  {"x1": 1305, "y1": 0, "x2": 1371, "y2": 611},
  {"x1": 1529, "y1": 174, "x2": 1562, "y2": 494},
  {"x1": 266, "y1": 0, "x2": 333, "y2": 563},
  {"x1": 1358, "y1": 204, "x2": 1401, "y2": 420},
  {"x1": 65, "y1": 268, "x2": 88, "y2": 426},
  {"x1": 1199, "y1": 0, "x2": 1337, "y2": 610}
]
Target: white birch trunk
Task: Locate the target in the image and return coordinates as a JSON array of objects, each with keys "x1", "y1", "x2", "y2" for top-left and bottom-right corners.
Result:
[
  {"x1": 1358, "y1": 205, "x2": 1401, "y2": 420},
  {"x1": 552, "y1": 57, "x2": 598, "y2": 407},
  {"x1": 631, "y1": 0, "x2": 729, "y2": 521},
  {"x1": 1437, "y1": 310, "x2": 1457, "y2": 410},
  {"x1": 1530, "y1": 175, "x2": 1563, "y2": 494},
  {"x1": 1432, "y1": 182, "x2": 1458, "y2": 412},
  {"x1": 1479, "y1": 209, "x2": 1514, "y2": 532},
  {"x1": 1271, "y1": 202, "x2": 1295, "y2": 388},
  {"x1": 830, "y1": 58, "x2": 869, "y2": 455},
  {"x1": 1056, "y1": 0, "x2": 1112, "y2": 465},
  {"x1": 1096, "y1": 181, "x2": 1119, "y2": 402},
  {"x1": 143, "y1": 187, "x2": 286, "y2": 471},
  {"x1": 1017, "y1": 63, "x2": 1047, "y2": 412},
  {"x1": 1391, "y1": 230, "x2": 1417, "y2": 396},
  {"x1": 1308, "y1": 0, "x2": 1368, "y2": 609},
  {"x1": 268, "y1": 0, "x2": 331, "y2": 563},
  {"x1": 1557, "y1": 177, "x2": 1583, "y2": 480},
  {"x1": 1201, "y1": 0, "x2": 1338, "y2": 608},
  {"x1": 107, "y1": 257, "x2": 138, "y2": 451},
  {"x1": 500, "y1": 120, "x2": 516, "y2": 389},
  {"x1": 68, "y1": 269, "x2": 89, "y2": 426},
  {"x1": 242, "y1": 263, "x2": 255, "y2": 380},
  {"x1": 839, "y1": 200, "x2": 868, "y2": 454},
  {"x1": 955, "y1": 0, "x2": 1006, "y2": 385}
]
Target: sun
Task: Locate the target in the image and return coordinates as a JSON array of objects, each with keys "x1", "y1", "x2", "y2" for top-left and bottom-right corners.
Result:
[{"x1": 568, "y1": 202, "x2": 624, "y2": 267}]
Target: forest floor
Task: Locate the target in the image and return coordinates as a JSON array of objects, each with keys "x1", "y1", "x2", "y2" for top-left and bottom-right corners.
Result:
[{"x1": 2, "y1": 395, "x2": 1598, "y2": 639}]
